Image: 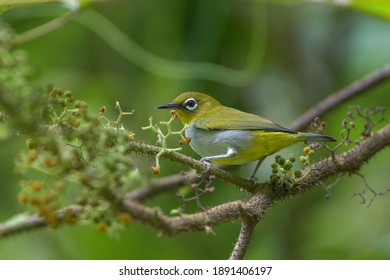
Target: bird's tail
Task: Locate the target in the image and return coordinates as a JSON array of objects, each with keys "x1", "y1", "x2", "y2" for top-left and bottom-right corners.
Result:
[{"x1": 298, "y1": 132, "x2": 336, "y2": 142}]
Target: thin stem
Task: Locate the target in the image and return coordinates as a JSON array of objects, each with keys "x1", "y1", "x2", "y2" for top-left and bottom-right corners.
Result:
[{"x1": 125, "y1": 172, "x2": 198, "y2": 202}]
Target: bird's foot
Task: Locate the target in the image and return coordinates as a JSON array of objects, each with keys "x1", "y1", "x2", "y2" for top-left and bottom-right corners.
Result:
[
  {"x1": 248, "y1": 175, "x2": 259, "y2": 185},
  {"x1": 197, "y1": 159, "x2": 212, "y2": 177}
]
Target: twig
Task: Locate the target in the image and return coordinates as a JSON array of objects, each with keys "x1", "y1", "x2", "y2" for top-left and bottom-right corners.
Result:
[
  {"x1": 349, "y1": 172, "x2": 390, "y2": 208},
  {"x1": 290, "y1": 63, "x2": 390, "y2": 131},
  {"x1": 125, "y1": 172, "x2": 198, "y2": 201}
]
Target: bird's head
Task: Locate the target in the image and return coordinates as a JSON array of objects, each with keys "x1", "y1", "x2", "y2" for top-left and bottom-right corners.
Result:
[{"x1": 156, "y1": 92, "x2": 221, "y2": 125}]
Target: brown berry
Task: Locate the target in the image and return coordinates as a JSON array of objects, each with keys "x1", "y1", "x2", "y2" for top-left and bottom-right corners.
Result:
[{"x1": 151, "y1": 166, "x2": 160, "y2": 174}]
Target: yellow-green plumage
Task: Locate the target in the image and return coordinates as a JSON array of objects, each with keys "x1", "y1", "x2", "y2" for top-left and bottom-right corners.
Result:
[
  {"x1": 157, "y1": 92, "x2": 335, "y2": 176},
  {"x1": 226, "y1": 131, "x2": 304, "y2": 165},
  {"x1": 173, "y1": 92, "x2": 281, "y2": 131}
]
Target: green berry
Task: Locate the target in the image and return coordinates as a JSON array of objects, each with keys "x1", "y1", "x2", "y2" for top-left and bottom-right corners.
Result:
[
  {"x1": 294, "y1": 170, "x2": 302, "y2": 178},
  {"x1": 283, "y1": 160, "x2": 292, "y2": 171},
  {"x1": 80, "y1": 101, "x2": 88, "y2": 109},
  {"x1": 277, "y1": 157, "x2": 285, "y2": 166},
  {"x1": 58, "y1": 97, "x2": 66, "y2": 108},
  {"x1": 26, "y1": 139, "x2": 35, "y2": 150},
  {"x1": 74, "y1": 100, "x2": 81, "y2": 108},
  {"x1": 48, "y1": 96, "x2": 58, "y2": 104},
  {"x1": 270, "y1": 174, "x2": 279, "y2": 182},
  {"x1": 64, "y1": 90, "x2": 72, "y2": 97},
  {"x1": 170, "y1": 208, "x2": 181, "y2": 215},
  {"x1": 50, "y1": 87, "x2": 62, "y2": 97}
]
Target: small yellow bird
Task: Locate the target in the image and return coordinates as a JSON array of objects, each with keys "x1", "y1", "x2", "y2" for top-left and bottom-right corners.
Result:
[{"x1": 157, "y1": 92, "x2": 336, "y2": 178}]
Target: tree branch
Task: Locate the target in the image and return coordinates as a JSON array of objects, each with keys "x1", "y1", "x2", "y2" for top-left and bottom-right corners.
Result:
[
  {"x1": 0, "y1": 205, "x2": 82, "y2": 238},
  {"x1": 125, "y1": 141, "x2": 257, "y2": 192},
  {"x1": 120, "y1": 194, "x2": 267, "y2": 236},
  {"x1": 122, "y1": 123, "x2": 390, "y2": 234},
  {"x1": 283, "y1": 123, "x2": 390, "y2": 199},
  {"x1": 229, "y1": 220, "x2": 258, "y2": 260},
  {"x1": 290, "y1": 63, "x2": 390, "y2": 131},
  {"x1": 1, "y1": 123, "x2": 388, "y2": 240},
  {"x1": 228, "y1": 194, "x2": 266, "y2": 260}
]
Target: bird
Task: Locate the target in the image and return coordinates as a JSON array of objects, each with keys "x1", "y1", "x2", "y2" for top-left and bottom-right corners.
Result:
[{"x1": 156, "y1": 92, "x2": 336, "y2": 179}]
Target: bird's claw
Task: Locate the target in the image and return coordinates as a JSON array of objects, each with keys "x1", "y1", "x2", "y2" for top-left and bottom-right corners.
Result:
[
  {"x1": 248, "y1": 175, "x2": 258, "y2": 185},
  {"x1": 197, "y1": 159, "x2": 212, "y2": 177}
]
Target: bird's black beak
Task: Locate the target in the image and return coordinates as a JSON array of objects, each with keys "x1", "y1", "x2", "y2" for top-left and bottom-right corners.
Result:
[{"x1": 156, "y1": 102, "x2": 180, "y2": 110}]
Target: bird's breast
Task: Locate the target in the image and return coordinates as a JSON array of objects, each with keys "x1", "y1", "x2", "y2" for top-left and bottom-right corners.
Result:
[{"x1": 185, "y1": 123, "x2": 255, "y2": 164}]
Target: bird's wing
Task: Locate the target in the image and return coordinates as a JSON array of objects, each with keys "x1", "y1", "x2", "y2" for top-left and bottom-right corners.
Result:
[{"x1": 194, "y1": 106, "x2": 296, "y2": 133}]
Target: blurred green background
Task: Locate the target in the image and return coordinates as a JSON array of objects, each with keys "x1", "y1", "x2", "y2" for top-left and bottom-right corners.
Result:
[{"x1": 1, "y1": 0, "x2": 390, "y2": 259}]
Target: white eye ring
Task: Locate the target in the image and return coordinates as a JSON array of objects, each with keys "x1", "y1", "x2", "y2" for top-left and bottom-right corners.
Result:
[{"x1": 184, "y1": 98, "x2": 197, "y2": 111}]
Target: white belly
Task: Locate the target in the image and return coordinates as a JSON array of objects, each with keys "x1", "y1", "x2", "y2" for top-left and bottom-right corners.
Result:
[{"x1": 185, "y1": 123, "x2": 253, "y2": 164}]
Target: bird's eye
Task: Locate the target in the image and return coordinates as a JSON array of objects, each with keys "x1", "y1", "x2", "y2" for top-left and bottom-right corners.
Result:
[{"x1": 184, "y1": 98, "x2": 197, "y2": 111}]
